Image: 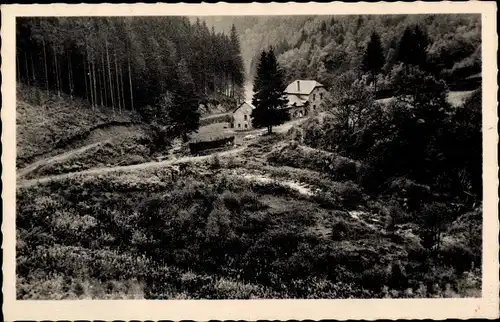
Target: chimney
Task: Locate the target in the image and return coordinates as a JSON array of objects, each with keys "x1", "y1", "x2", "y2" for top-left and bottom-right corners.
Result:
[{"x1": 297, "y1": 81, "x2": 301, "y2": 92}]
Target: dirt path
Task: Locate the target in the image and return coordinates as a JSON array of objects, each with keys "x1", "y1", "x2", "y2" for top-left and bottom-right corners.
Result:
[
  {"x1": 17, "y1": 140, "x2": 109, "y2": 179},
  {"x1": 17, "y1": 145, "x2": 247, "y2": 189},
  {"x1": 239, "y1": 172, "x2": 317, "y2": 196}
]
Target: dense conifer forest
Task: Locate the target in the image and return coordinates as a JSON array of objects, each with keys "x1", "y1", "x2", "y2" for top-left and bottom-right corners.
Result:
[{"x1": 16, "y1": 17, "x2": 246, "y2": 122}]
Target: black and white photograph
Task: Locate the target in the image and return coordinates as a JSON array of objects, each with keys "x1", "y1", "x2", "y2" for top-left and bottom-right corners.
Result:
[{"x1": 2, "y1": 2, "x2": 498, "y2": 320}]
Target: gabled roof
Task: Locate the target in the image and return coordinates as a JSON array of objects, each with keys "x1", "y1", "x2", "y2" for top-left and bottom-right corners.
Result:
[
  {"x1": 286, "y1": 80, "x2": 324, "y2": 95},
  {"x1": 233, "y1": 100, "x2": 256, "y2": 113},
  {"x1": 287, "y1": 94, "x2": 309, "y2": 107}
]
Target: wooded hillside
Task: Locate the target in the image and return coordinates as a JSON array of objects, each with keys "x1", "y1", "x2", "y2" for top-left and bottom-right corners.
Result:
[{"x1": 200, "y1": 15, "x2": 480, "y2": 89}]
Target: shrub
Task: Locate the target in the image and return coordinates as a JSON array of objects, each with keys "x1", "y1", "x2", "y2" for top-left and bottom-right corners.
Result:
[
  {"x1": 439, "y1": 242, "x2": 477, "y2": 273},
  {"x1": 330, "y1": 219, "x2": 351, "y2": 241},
  {"x1": 361, "y1": 266, "x2": 389, "y2": 292},
  {"x1": 209, "y1": 154, "x2": 221, "y2": 169}
]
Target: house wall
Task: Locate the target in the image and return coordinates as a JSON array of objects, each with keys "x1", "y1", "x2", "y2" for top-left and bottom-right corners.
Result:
[
  {"x1": 308, "y1": 87, "x2": 327, "y2": 114},
  {"x1": 289, "y1": 106, "x2": 307, "y2": 119},
  {"x1": 232, "y1": 103, "x2": 253, "y2": 130}
]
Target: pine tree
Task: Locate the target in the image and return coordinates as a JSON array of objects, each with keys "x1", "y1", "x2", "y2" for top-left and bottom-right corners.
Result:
[
  {"x1": 361, "y1": 32, "x2": 385, "y2": 92},
  {"x1": 251, "y1": 48, "x2": 289, "y2": 134}
]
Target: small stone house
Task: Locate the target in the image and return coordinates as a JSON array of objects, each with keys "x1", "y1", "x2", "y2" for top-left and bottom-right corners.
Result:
[
  {"x1": 231, "y1": 100, "x2": 255, "y2": 130},
  {"x1": 285, "y1": 80, "x2": 327, "y2": 118}
]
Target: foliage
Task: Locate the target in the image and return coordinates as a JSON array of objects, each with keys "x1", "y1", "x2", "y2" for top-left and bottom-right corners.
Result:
[{"x1": 222, "y1": 15, "x2": 480, "y2": 91}]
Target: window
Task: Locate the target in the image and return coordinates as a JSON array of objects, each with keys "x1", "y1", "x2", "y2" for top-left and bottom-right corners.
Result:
[
  {"x1": 244, "y1": 115, "x2": 247, "y2": 121},
  {"x1": 320, "y1": 93, "x2": 323, "y2": 99},
  {"x1": 244, "y1": 123, "x2": 248, "y2": 128},
  {"x1": 238, "y1": 123, "x2": 241, "y2": 128},
  {"x1": 313, "y1": 94, "x2": 316, "y2": 100},
  {"x1": 313, "y1": 105, "x2": 316, "y2": 110}
]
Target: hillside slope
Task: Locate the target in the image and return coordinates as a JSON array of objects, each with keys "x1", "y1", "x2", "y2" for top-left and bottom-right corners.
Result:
[
  {"x1": 199, "y1": 15, "x2": 480, "y2": 87},
  {"x1": 16, "y1": 85, "x2": 141, "y2": 167},
  {"x1": 15, "y1": 85, "x2": 165, "y2": 179}
]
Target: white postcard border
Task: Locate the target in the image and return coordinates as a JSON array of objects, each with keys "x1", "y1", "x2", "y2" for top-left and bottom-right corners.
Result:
[{"x1": 2, "y1": 2, "x2": 498, "y2": 320}]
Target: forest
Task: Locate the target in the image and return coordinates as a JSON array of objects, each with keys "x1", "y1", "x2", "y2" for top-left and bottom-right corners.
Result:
[
  {"x1": 16, "y1": 17, "x2": 246, "y2": 139},
  {"x1": 200, "y1": 14, "x2": 480, "y2": 92}
]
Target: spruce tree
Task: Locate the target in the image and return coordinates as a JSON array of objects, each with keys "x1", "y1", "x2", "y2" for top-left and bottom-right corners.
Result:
[
  {"x1": 397, "y1": 25, "x2": 430, "y2": 70},
  {"x1": 230, "y1": 24, "x2": 245, "y2": 99},
  {"x1": 251, "y1": 48, "x2": 289, "y2": 134},
  {"x1": 171, "y1": 58, "x2": 201, "y2": 142},
  {"x1": 361, "y1": 32, "x2": 385, "y2": 92}
]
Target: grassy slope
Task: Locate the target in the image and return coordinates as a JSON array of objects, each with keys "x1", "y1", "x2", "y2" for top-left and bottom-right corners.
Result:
[
  {"x1": 16, "y1": 85, "x2": 140, "y2": 168},
  {"x1": 16, "y1": 133, "x2": 481, "y2": 299},
  {"x1": 16, "y1": 86, "x2": 172, "y2": 178}
]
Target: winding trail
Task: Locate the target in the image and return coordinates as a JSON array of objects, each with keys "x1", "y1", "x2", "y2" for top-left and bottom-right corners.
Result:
[
  {"x1": 16, "y1": 115, "x2": 308, "y2": 189},
  {"x1": 17, "y1": 141, "x2": 109, "y2": 179},
  {"x1": 17, "y1": 145, "x2": 247, "y2": 189}
]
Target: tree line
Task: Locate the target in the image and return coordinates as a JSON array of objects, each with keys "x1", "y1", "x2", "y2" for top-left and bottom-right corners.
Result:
[{"x1": 16, "y1": 17, "x2": 246, "y2": 138}]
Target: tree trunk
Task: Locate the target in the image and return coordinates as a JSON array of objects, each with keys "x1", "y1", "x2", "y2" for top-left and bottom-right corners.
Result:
[
  {"x1": 53, "y1": 47, "x2": 61, "y2": 97},
  {"x1": 42, "y1": 38, "x2": 49, "y2": 93},
  {"x1": 119, "y1": 65, "x2": 125, "y2": 111},
  {"x1": 101, "y1": 52, "x2": 108, "y2": 107},
  {"x1": 127, "y1": 54, "x2": 134, "y2": 111},
  {"x1": 30, "y1": 54, "x2": 36, "y2": 84},
  {"x1": 16, "y1": 52, "x2": 21, "y2": 83},
  {"x1": 106, "y1": 39, "x2": 115, "y2": 114},
  {"x1": 87, "y1": 51, "x2": 95, "y2": 109},
  {"x1": 83, "y1": 57, "x2": 89, "y2": 104},
  {"x1": 98, "y1": 63, "x2": 104, "y2": 106},
  {"x1": 67, "y1": 52, "x2": 73, "y2": 99},
  {"x1": 24, "y1": 52, "x2": 30, "y2": 85},
  {"x1": 114, "y1": 51, "x2": 121, "y2": 114},
  {"x1": 92, "y1": 59, "x2": 98, "y2": 108}
]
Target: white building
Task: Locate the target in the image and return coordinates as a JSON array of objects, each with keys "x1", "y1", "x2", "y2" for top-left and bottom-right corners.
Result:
[
  {"x1": 285, "y1": 80, "x2": 327, "y2": 118},
  {"x1": 230, "y1": 100, "x2": 255, "y2": 130}
]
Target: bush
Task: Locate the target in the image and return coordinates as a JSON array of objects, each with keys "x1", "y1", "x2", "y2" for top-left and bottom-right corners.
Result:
[
  {"x1": 267, "y1": 143, "x2": 363, "y2": 183},
  {"x1": 361, "y1": 266, "x2": 389, "y2": 292},
  {"x1": 439, "y1": 242, "x2": 477, "y2": 273}
]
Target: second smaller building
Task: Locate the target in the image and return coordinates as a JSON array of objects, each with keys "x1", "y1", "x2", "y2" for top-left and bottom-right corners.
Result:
[{"x1": 231, "y1": 100, "x2": 255, "y2": 130}]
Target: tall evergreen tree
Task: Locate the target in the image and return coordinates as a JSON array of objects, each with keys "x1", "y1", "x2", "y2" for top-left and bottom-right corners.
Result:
[
  {"x1": 361, "y1": 32, "x2": 385, "y2": 92},
  {"x1": 251, "y1": 48, "x2": 289, "y2": 134},
  {"x1": 171, "y1": 58, "x2": 200, "y2": 142},
  {"x1": 397, "y1": 25, "x2": 430, "y2": 70},
  {"x1": 230, "y1": 24, "x2": 245, "y2": 99}
]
